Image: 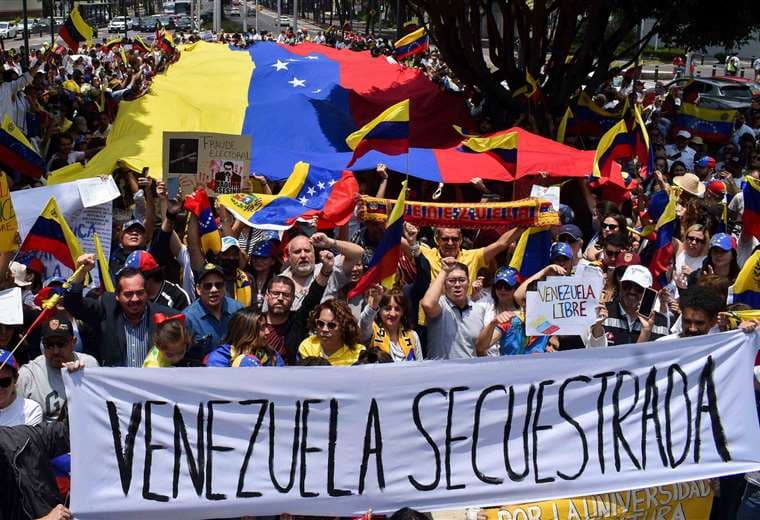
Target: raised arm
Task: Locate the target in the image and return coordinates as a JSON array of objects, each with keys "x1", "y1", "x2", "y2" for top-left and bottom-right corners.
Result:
[
  {"x1": 421, "y1": 257, "x2": 456, "y2": 319},
  {"x1": 514, "y1": 264, "x2": 567, "y2": 308},
  {"x1": 483, "y1": 226, "x2": 526, "y2": 263}
]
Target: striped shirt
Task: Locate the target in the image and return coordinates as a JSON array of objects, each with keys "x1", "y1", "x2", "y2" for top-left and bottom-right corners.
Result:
[{"x1": 124, "y1": 313, "x2": 150, "y2": 368}]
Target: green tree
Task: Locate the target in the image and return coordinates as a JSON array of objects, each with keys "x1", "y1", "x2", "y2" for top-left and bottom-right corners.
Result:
[{"x1": 410, "y1": 0, "x2": 760, "y2": 134}]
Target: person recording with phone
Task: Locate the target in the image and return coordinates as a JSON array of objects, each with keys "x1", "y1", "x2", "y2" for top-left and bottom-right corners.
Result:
[{"x1": 590, "y1": 253, "x2": 670, "y2": 346}]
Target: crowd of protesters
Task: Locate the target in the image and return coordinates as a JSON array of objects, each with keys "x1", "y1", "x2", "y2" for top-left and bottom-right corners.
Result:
[{"x1": 1, "y1": 26, "x2": 760, "y2": 520}]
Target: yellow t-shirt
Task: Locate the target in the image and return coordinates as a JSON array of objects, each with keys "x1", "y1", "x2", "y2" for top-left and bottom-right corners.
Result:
[{"x1": 297, "y1": 336, "x2": 365, "y2": 366}]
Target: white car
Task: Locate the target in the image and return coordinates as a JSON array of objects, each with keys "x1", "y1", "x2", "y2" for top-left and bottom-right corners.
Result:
[
  {"x1": 0, "y1": 21, "x2": 18, "y2": 39},
  {"x1": 108, "y1": 16, "x2": 132, "y2": 32}
]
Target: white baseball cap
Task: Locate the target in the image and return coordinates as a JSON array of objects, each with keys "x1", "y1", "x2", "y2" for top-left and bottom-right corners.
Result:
[
  {"x1": 620, "y1": 264, "x2": 653, "y2": 289},
  {"x1": 220, "y1": 236, "x2": 240, "y2": 253},
  {"x1": 676, "y1": 130, "x2": 692, "y2": 139}
]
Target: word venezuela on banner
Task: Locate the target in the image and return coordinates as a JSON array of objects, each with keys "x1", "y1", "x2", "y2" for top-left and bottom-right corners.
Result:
[{"x1": 64, "y1": 331, "x2": 760, "y2": 519}]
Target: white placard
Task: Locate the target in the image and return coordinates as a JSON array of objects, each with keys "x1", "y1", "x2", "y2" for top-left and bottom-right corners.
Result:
[
  {"x1": 526, "y1": 272, "x2": 604, "y2": 336},
  {"x1": 77, "y1": 176, "x2": 121, "y2": 208},
  {"x1": 0, "y1": 287, "x2": 23, "y2": 325},
  {"x1": 64, "y1": 332, "x2": 760, "y2": 519},
  {"x1": 530, "y1": 185, "x2": 560, "y2": 211}
]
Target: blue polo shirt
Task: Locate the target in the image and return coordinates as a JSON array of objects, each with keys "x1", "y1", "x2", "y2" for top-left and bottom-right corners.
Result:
[{"x1": 184, "y1": 296, "x2": 243, "y2": 357}]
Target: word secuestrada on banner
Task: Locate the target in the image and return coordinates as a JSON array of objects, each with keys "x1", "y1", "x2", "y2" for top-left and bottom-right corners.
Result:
[{"x1": 357, "y1": 196, "x2": 559, "y2": 229}]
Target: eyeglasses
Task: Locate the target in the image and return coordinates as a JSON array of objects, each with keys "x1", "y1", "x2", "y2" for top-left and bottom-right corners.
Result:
[
  {"x1": 43, "y1": 339, "x2": 68, "y2": 350},
  {"x1": 686, "y1": 235, "x2": 705, "y2": 244},
  {"x1": 200, "y1": 281, "x2": 225, "y2": 291},
  {"x1": 438, "y1": 236, "x2": 461, "y2": 243},
  {"x1": 316, "y1": 319, "x2": 338, "y2": 330},
  {"x1": 268, "y1": 290, "x2": 292, "y2": 299},
  {"x1": 0, "y1": 376, "x2": 13, "y2": 388},
  {"x1": 446, "y1": 277, "x2": 468, "y2": 286},
  {"x1": 601, "y1": 223, "x2": 619, "y2": 230}
]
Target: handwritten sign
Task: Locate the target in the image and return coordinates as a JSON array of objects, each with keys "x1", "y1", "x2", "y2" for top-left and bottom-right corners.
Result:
[
  {"x1": 526, "y1": 272, "x2": 603, "y2": 336},
  {"x1": 63, "y1": 332, "x2": 760, "y2": 518},
  {"x1": 0, "y1": 172, "x2": 18, "y2": 252},
  {"x1": 163, "y1": 131, "x2": 252, "y2": 195}
]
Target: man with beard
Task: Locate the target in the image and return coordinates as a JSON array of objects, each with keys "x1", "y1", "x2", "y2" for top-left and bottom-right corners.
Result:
[
  {"x1": 184, "y1": 264, "x2": 244, "y2": 357},
  {"x1": 263, "y1": 249, "x2": 334, "y2": 364},
  {"x1": 64, "y1": 256, "x2": 176, "y2": 367},
  {"x1": 281, "y1": 232, "x2": 363, "y2": 311}
]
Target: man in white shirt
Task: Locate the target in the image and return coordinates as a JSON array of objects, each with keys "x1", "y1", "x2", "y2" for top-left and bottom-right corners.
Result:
[
  {"x1": 665, "y1": 130, "x2": 696, "y2": 171},
  {"x1": 0, "y1": 350, "x2": 42, "y2": 427}
]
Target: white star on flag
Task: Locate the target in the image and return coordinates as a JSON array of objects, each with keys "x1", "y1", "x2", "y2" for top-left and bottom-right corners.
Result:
[
  {"x1": 272, "y1": 59, "x2": 289, "y2": 71},
  {"x1": 328, "y1": 179, "x2": 336, "y2": 186},
  {"x1": 289, "y1": 77, "x2": 306, "y2": 87},
  {"x1": 317, "y1": 181, "x2": 326, "y2": 190},
  {"x1": 299, "y1": 196, "x2": 309, "y2": 206},
  {"x1": 307, "y1": 186, "x2": 316, "y2": 196}
]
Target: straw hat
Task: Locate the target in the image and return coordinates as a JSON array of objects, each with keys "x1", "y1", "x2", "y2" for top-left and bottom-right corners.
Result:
[{"x1": 672, "y1": 173, "x2": 705, "y2": 197}]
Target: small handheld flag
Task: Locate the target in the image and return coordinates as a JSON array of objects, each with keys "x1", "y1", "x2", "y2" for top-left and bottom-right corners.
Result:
[
  {"x1": 0, "y1": 115, "x2": 46, "y2": 179},
  {"x1": 58, "y1": 5, "x2": 94, "y2": 52},
  {"x1": 393, "y1": 27, "x2": 429, "y2": 60},
  {"x1": 742, "y1": 176, "x2": 760, "y2": 240},
  {"x1": 347, "y1": 180, "x2": 407, "y2": 299},
  {"x1": 345, "y1": 99, "x2": 410, "y2": 168},
  {"x1": 184, "y1": 188, "x2": 222, "y2": 255},
  {"x1": 728, "y1": 249, "x2": 760, "y2": 308},
  {"x1": 20, "y1": 197, "x2": 84, "y2": 270}
]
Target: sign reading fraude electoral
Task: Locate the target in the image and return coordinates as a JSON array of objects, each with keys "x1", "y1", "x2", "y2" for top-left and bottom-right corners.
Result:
[
  {"x1": 64, "y1": 332, "x2": 760, "y2": 519},
  {"x1": 485, "y1": 480, "x2": 713, "y2": 519},
  {"x1": 526, "y1": 272, "x2": 604, "y2": 336}
]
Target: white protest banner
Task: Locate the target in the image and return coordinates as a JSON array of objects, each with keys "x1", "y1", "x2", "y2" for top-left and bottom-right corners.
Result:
[
  {"x1": 11, "y1": 180, "x2": 116, "y2": 287},
  {"x1": 0, "y1": 287, "x2": 23, "y2": 325},
  {"x1": 526, "y1": 272, "x2": 604, "y2": 335},
  {"x1": 64, "y1": 332, "x2": 760, "y2": 519},
  {"x1": 163, "y1": 131, "x2": 252, "y2": 195}
]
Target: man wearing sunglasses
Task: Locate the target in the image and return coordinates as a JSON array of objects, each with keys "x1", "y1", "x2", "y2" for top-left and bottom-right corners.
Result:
[
  {"x1": 16, "y1": 315, "x2": 98, "y2": 422},
  {"x1": 63, "y1": 255, "x2": 176, "y2": 367},
  {"x1": 184, "y1": 263, "x2": 244, "y2": 358},
  {"x1": 0, "y1": 350, "x2": 42, "y2": 427}
]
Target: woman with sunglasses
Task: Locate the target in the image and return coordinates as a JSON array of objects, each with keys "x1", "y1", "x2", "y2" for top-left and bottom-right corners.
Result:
[
  {"x1": 299, "y1": 299, "x2": 365, "y2": 366},
  {"x1": 206, "y1": 308, "x2": 284, "y2": 367},
  {"x1": 0, "y1": 350, "x2": 42, "y2": 426},
  {"x1": 675, "y1": 224, "x2": 709, "y2": 278},
  {"x1": 585, "y1": 212, "x2": 627, "y2": 261},
  {"x1": 359, "y1": 285, "x2": 422, "y2": 362},
  {"x1": 684, "y1": 233, "x2": 741, "y2": 289}
]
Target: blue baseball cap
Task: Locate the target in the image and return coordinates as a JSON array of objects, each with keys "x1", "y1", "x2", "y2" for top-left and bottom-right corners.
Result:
[
  {"x1": 550, "y1": 241, "x2": 573, "y2": 260},
  {"x1": 559, "y1": 203, "x2": 575, "y2": 225},
  {"x1": 122, "y1": 219, "x2": 145, "y2": 232},
  {"x1": 709, "y1": 233, "x2": 735, "y2": 251},
  {"x1": 558, "y1": 224, "x2": 583, "y2": 242},
  {"x1": 493, "y1": 266, "x2": 519, "y2": 287},
  {"x1": 0, "y1": 349, "x2": 18, "y2": 373}
]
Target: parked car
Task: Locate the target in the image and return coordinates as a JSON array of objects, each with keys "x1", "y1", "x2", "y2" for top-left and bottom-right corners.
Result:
[
  {"x1": 174, "y1": 16, "x2": 192, "y2": 31},
  {"x1": 108, "y1": 16, "x2": 132, "y2": 33},
  {"x1": 712, "y1": 75, "x2": 760, "y2": 96},
  {"x1": 645, "y1": 78, "x2": 753, "y2": 110},
  {"x1": 157, "y1": 15, "x2": 175, "y2": 29},
  {"x1": 0, "y1": 21, "x2": 18, "y2": 39}
]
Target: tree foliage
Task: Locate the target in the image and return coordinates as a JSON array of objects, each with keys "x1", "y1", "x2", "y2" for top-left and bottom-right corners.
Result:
[{"x1": 410, "y1": 0, "x2": 760, "y2": 133}]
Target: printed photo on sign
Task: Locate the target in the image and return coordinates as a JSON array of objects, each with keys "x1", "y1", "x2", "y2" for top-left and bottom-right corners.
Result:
[
  {"x1": 167, "y1": 138, "x2": 199, "y2": 175},
  {"x1": 211, "y1": 159, "x2": 244, "y2": 194}
]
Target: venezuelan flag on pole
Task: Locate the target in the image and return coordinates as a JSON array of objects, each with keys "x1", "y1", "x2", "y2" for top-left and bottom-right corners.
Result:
[
  {"x1": 0, "y1": 115, "x2": 46, "y2": 179},
  {"x1": 218, "y1": 162, "x2": 358, "y2": 231},
  {"x1": 346, "y1": 99, "x2": 410, "y2": 168},
  {"x1": 647, "y1": 189, "x2": 679, "y2": 289},
  {"x1": 458, "y1": 131, "x2": 518, "y2": 173},
  {"x1": 556, "y1": 107, "x2": 573, "y2": 143},
  {"x1": 565, "y1": 93, "x2": 627, "y2": 138},
  {"x1": 58, "y1": 5, "x2": 93, "y2": 52},
  {"x1": 729, "y1": 249, "x2": 760, "y2": 308},
  {"x1": 19, "y1": 197, "x2": 84, "y2": 270},
  {"x1": 742, "y1": 176, "x2": 760, "y2": 240},
  {"x1": 393, "y1": 27, "x2": 429, "y2": 60},
  {"x1": 347, "y1": 180, "x2": 407, "y2": 299},
  {"x1": 592, "y1": 119, "x2": 632, "y2": 178},
  {"x1": 184, "y1": 188, "x2": 222, "y2": 255},
  {"x1": 509, "y1": 227, "x2": 552, "y2": 279}
]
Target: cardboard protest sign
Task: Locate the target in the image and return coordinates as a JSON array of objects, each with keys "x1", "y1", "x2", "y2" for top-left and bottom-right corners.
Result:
[
  {"x1": 0, "y1": 172, "x2": 18, "y2": 252},
  {"x1": 163, "y1": 132, "x2": 252, "y2": 195},
  {"x1": 526, "y1": 272, "x2": 604, "y2": 336},
  {"x1": 485, "y1": 480, "x2": 713, "y2": 519},
  {"x1": 64, "y1": 332, "x2": 760, "y2": 518}
]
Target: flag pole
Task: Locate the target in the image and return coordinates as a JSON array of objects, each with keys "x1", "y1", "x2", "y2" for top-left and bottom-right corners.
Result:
[{"x1": 0, "y1": 264, "x2": 85, "y2": 371}]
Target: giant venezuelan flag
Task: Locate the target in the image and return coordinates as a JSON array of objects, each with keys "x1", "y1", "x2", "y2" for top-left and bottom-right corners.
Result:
[
  {"x1": 217, "y1": 161, "x2": 357, "y2": 231},
  {"x1": 49, "y1": 41, "x2": 516, "y2": 186},
  {"x1": 347, "y1": 180, "x2": 407, "y2": 299}
]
